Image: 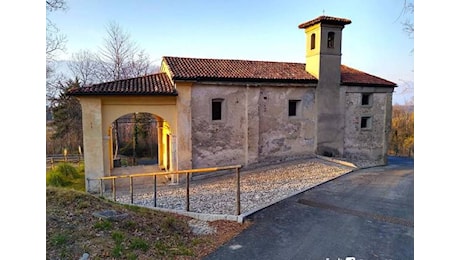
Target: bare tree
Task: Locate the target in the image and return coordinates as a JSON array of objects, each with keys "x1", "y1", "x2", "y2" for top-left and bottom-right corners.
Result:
[
  {"x1": 46, "y1": 0, "x2": 67, "y2": 63},
  {"x1": 68, "y1": 50, "x2": 100, "y2": 86},
  {"x1": 96, "y1": 21, "x2": 154, "y2": 82},
  {"x1": 67, "y1": 21, "x2": 157, "y2": 161},
  {"x1": 402, "y1": 0, "x2": 414, "y2": 39},
  {"x1": 61, "y1": 21, "x2": 159, "y2": 160},
  {"x1": 46, "y1": 0, "x2": 66, "y2": 12},
  {"x1": 46, "y1": 0, "x2": 67, "y2": 109}
]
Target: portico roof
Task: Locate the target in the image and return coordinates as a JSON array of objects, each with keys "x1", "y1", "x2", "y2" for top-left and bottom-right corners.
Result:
[{"x1": 67, "y1": 72, "x2": 177, "y2": 96}]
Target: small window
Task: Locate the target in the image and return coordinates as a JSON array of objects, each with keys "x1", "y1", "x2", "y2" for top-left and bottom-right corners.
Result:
[
  {"x1": 360, "y1": 116, "x2": 372, "y2": 129},
  {"x1": 212, "y1": 99, "x2": 223, "y2": 120},
  {"x1": 289, "y1": 100, "x2": 300, "y2": 117},
  {"x1": 310, "y1": 33, "x2": 316, "y2": 50},
  {"x1": 361, "y1": 93, "x2": 372, "y2": 106},
  {"x1": 327, "y1": 32, "x2": 335, "y2": 48}
]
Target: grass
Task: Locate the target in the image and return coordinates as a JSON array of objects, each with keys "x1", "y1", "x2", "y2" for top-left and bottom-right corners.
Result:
[
  {"x1": 46, "y1": 186, "x2": 251, "y2": 259},
  {"x1": 46, "y1": 162, "x2": 86, "y2": 191}
]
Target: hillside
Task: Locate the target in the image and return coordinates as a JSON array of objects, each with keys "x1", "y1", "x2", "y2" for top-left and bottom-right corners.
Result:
[{"x1": 46, "y1": 187, "x2": 250, "y2": 259}]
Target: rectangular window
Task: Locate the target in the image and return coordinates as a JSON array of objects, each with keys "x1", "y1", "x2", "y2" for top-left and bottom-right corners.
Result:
[
  {"x1": 289, "y1": 100, "x2": 300, "y2": 117},
  {"x1": 360, "y1": 116, "x2": 372, "y2": 129},
  {"x1": 361, "y1": 93, "x2": 372, "y2": 106},
  {"x1": 212, "y1": 99, "x2": 223, "y2": 121}
]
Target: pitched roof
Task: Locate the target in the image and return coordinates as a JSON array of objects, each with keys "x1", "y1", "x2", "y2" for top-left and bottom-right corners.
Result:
[
  {"x1": 162, "y1": 56, "x2": 317, "y2": 83},
  {"x1": 67, "y1": 72, "x2": 177, "y2": 96},
  {"x1": 340, "y1": 65, "x2": 397, "y2": 87},
  {"x1": 67, "y1": 57, "x2": 396, "y2": 97},
  {"x1": 164, "y1": 56, "x2": 396, "y2": 87},
  {"x1": 298, "y1": 15, "x2": 352, "y2": 29}
]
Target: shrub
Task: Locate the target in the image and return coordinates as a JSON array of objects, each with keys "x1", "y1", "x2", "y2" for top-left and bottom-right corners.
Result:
[
  {"x1": 46, "y1": 170, "x2": 70, "y2": 187},
  {"x1": 56, "y1": 163, "x2": 79, "y2": 178},
  {"x1": 46, "y1": 163, "x2": 85, "y2": 190}
]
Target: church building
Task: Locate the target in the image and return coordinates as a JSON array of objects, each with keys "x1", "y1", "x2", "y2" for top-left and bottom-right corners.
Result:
[{"x1": 69, "y1": 16, "x2": 396, "y2": 192}]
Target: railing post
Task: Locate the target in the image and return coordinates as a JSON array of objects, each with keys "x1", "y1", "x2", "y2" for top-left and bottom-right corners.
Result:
[
  {"x1": 186, "y1": 172, "x2": 190, "y2": 211},
  {"x1": 99, "y1": 179, "x2": 103, "y2": 197},
  {"x1": 112, "y1": 179, "x2": 116, "y2": 202},
  {"x1": 235, "y1": 167, "x2": 241, "y2": 215},
  {"x1": 130, "y1": 176, "x2": 134, "y2": 204},
  {"x1": 153, "y1": 175, "x2": 157, "y2": 207}
]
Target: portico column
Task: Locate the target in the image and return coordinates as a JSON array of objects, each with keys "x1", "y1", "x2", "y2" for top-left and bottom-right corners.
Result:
[{"x1": 79, "y1": 98, "x2": 105, "y2": 193}]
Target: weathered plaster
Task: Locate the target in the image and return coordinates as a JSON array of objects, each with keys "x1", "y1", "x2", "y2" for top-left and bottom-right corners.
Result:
[
  {"x1": 175, "y1": 82, "x2": 193, "y2": 170},
  {"x1": 257, "y1": 86, "x2": 316, "y2": 162},
  {"x1": 343, "y1": 89, "x2": 393, "y2": 167},
  {"x1": 190, "y1": 83, "x2": 316, "y2": 169},
  {"x1": 191, "y1": 85, "x2": 247, "y2": 168}
]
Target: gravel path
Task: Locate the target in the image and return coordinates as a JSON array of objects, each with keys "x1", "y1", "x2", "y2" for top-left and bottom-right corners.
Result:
[{"x1": 113, "y1": 158, "x2": 354, "y2": 216}]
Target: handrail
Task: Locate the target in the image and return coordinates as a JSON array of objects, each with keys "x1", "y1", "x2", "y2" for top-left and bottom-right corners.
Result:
[
  {"x1": 93, "y1": 165, "x2": 242, "y2": 215},
  {"x1": 98, "y1": 165, "x2": 241, "y2": 180}
]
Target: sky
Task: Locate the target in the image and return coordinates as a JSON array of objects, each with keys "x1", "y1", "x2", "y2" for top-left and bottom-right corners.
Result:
[{"x1": 46, "y1": 0, "x2": 414, "y2": 104}]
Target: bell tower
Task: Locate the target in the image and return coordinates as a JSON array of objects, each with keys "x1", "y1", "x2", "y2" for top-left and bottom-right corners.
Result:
[{"x1": 298, "y1": 16, "x2": 351, "y2": 157}]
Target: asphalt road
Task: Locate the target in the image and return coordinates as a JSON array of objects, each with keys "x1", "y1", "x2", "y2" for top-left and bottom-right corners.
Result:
[{"x1": 204, "y1": 156, "x2": 414, "y2": 260}]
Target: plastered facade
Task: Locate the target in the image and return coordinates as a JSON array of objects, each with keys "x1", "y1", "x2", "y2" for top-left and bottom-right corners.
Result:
[
  {"x1": 190, "y1": 83, "x2": 316, "y2": 169},
  {"x1": 343, "y1": 87, "x2": 393, "y2": 167}
]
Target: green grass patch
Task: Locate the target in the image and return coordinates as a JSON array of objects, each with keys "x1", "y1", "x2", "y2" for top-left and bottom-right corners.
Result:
[
  {"x1": 94, "y1": 220, "x2": 113, "y2": 231},
  {"x1": 50, "y1": 233, "x2": 69, "y2": 246},
  {"x1": 112, "y1": 243, "x2": 123, "y2": 258},
  {"x1": 111, "y1": 231, "x2": 125, "y2": 244},
  {"x1": 129, "y1": 238, "x2": 150, "y2": 252}
]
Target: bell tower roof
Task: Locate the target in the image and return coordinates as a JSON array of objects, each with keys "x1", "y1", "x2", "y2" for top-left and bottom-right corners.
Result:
[{"x1": 298, "y1": 15, "x2": 351, "y2": 29}]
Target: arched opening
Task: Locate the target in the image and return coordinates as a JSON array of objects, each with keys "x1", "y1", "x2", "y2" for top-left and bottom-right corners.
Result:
[
  {"x1": 327, "y1": 32, "x2": 335, "y2": 48},
  {"x1": 108, "y1": 112, "x2": 173, "y2": 176},
  {"x1": 310, "y1": 33, "x2": 316, "y2": 50}
]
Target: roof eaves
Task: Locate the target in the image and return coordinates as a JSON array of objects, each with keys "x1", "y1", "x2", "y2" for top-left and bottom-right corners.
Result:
[
  {"x1": 340, "y1": 82, "x2": 397, "y2": 88},
  {"x1": 67, "y1": 91, "x2": 178, "y2": 97},
  {"x1": 171, "y1": 76, "x2": 317, "y2": 84}
]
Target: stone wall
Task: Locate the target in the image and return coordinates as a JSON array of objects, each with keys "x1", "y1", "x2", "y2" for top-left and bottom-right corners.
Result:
[
  {"x1": 343, "y1": 88, "x2": 393, "y2": 167},
  {"x1": 190, "y1": 83, "x2": 316, "y2": 169}
]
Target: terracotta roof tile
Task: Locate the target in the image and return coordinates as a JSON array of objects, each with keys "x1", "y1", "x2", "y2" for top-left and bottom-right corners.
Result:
[
  {"x1": 68, "y1": 58, "x2": 396, "y2": 97},
  {"x1": 163, "y1": 56, "x2": 317, "y2": 83},
  {"x1": 298, "y1": 16, "x2": 352, "y2": 29},
  {"x1": 164, "y1": 56, "x2": 396, "y2": 87},
  {"x1": 67, "y1": 72, "x2": 177, "y2": 96},
  {"x1": 340, "y1": 65, "x2": 397, "y2": 87}
]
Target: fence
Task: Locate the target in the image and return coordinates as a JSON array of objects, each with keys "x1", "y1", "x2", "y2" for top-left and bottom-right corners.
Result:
[
  {"x1": 93, "y1": 165, "x2": 242, "y2": 215},
  {"x1": 46, "y1": 154, "x2": 84, "y2": 169}
]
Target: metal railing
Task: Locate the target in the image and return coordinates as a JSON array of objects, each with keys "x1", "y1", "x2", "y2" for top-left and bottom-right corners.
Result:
[{"x1": 93, "y1": 165, "x2": 243, "y2": 215}]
